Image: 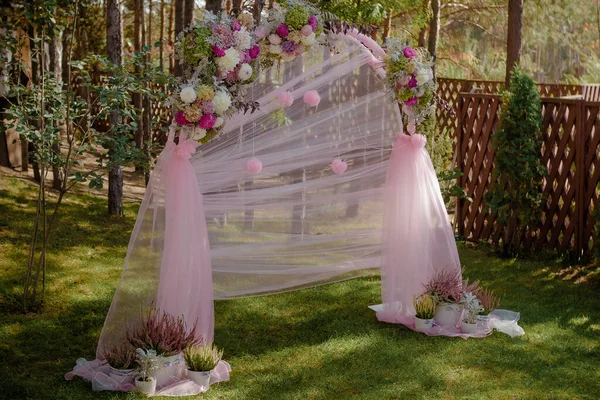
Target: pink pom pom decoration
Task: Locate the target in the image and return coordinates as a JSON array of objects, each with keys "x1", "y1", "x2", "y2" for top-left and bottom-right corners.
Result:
[
  {"x1": 303, "y1": 90, "x2": 320, "y2": 107},
  {"x1": 246, "y1": 157, "x2": 263, "y2": 174},
  {"x1": 331, "y1": 158, "x2": 348, "y2": 174},
  {"x1": 277, "y1": 91, "x2": 294, "y2": 107},
  {"x1": 410, "y1": 134, "x2": 426, "y2": 148}
]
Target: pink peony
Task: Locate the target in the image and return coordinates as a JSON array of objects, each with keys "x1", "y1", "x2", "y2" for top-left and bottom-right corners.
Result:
[
  {"x1": 249, "y1": 44, "x2": 261, "y2": 59},
  {"x1": 201, "y1": 101, "x2": 215, "y2": 114},
  {"x1": 254, "y1": 26, "x2": 269, "y2": 40},
  {"x1": 277, "y1": 91, "x2": 294, "y2": 107},
  {"x1": 277, "y1": 23, "x2": 289, "y2": 38},
  {"x1": 213, "y1": 45, "x2": 227, "y2": 57},
  {"x1": 308, "y1": 15, "x2": 318, "y2": 30},
  {"x1": 175, "y1": 110, "x2": 190, "y2": 126},
  {"x1": 403, "y1": 46, "x2": 417, "y2": 59},
  {"x1": 246, "y1": 157, "x2": 263, "y2": 174},
  {"x1": 232, "y1": 20, "x2": 242, "y2": 31},
  {"x1": 331, "y1": 158, "x2": 348, "y2": 174},
  {"x1": 239, "y1": 51, "x2": 251, "y2": 63},
  {"x1": 300, "y1": 24, "x2": 313, "y2": 36},
  {"x1": 303, "y1": 90, "x2": 320, "y2": 107},
  {"x1": 404, "y1": 96, "x2": 418, "y2": 107},
  {"x1": 199, "y1": 113, "x2": 217, "y2": 129},
  {"x1": 408, "y1": 75, "x2": 418, "y2": 88}
]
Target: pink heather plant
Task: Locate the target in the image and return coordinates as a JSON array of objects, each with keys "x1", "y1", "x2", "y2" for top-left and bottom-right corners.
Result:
[
  {"x1": 477, "y1": 288, "x2": 500, "y2": 314},
  {"x1": 423, "y1": 267, "x2": 463, "y2": 304},
  {"x1": 126, "y1": 307, "x2": 201, "y2": 357},
  {"x1": 104, "y1": 341, "x2": 137, "y2": 370}
]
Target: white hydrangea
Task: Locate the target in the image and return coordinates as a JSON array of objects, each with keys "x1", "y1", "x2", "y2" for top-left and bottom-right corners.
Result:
[
  {"x1": 180, "y1": 86, "x2": 197, "y2": 104},
  {"x1": 300, "y1": 32, "x2": 316, "y2": 46},
  {"x1": 269, "y1": 44, "x2": 282, "y2": 55},
  {"x1": 213, "y1": 91, "x2": 232, "y2": 115},
  {"x1": 215, "y1": 48, "x2": 240, "y2": 74},
  {"x1": 416, "y1": 67, "x2": 434, "y2": 86},
  {"x1": 238, "y1": 63, "x2": 253, "y2": 81},
  {"x1": 234, "y1": 27, "x2": 252, "y2": 51}
]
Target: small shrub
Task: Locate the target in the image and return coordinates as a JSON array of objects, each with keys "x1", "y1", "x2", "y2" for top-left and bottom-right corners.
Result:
[
  {"x1": 413, "y1": 294, "x2": 436, "y2": 319},
  {"x1": 104, "y1": 341, "x2": 137, "y2": 370}
]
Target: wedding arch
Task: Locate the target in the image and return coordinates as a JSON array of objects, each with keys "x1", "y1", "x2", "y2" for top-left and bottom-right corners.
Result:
[{"x1": 66, "y1": 2, "x2": 483, "y2": 395}]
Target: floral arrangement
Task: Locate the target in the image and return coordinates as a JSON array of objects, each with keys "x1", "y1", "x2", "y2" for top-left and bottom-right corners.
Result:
[
  {"x1": 423, "y1": 267, "x2": 464, "y2": 304},
  {"x1": 104, "y1": 341, "x2": 137, "y2": 370},
  {"x1": 477, "y1": 288, "x2": 500, "y2": 315},
  {"x1": 256, "y1": 0, "x2": 322, "y2": 67},
  {"x1": 460, "y1": 291, "x2": 484, "y2": 324},
  {"x1": 135, "y1": 348, "x2": 161, "y2": 382},
  {"x1": 384, "y1": 37, "x2": 436, "y2": 132},
  {"x1": 126, "y1": 307, "x2": 201, "y2": 357},
  {"x1": 413, "y1": 293, "x2": 436, "y2": 320},
  {"x1": 184, "y1": 343, "x2": 223, "y2": 372},
  {"x1": 173, "y1": 11, "x2": 260, "y2": 143}
]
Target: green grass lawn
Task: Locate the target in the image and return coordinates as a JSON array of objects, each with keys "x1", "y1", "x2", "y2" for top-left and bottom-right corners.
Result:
[{"x1": 1, "y1": 174, "x2": 599, "y2": 400}]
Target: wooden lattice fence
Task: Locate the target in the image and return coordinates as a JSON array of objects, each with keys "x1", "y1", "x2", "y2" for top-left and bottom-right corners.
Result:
[{"x1": 456, "y1": 92, "x2": 600, "y2": 255}]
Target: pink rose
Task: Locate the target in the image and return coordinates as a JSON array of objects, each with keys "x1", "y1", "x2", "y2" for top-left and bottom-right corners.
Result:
[
  {"x1": 249, "y1": 44, "x2": 261, "y2": 59},
  {"x1": 300, "y1": 25, "x2": 313, "y2": 36},
  {"x1": 199, "y1": 113, "x2": 217, "y2": 129},
  {"x1": 408, "y1": 75, "x2": 418, "y2": 88},
  {"x1": 404, "y1": 96, "x2": 418, "y2": 107},
  {"x1": 403, "y1": 47, "x2": 417, "y2": 59}
]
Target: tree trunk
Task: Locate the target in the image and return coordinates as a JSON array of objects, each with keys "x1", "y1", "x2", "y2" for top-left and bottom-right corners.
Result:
[
  {"x1": 382, "y1": 8, "x2": 392, "y2": 41},
  {"x1": 107, "y1": 0, "x2": 124, "y2": 216},
  {"x1": 148, "y1": 0, "x2": 153, "y2": 49},
  {"x1": 205, "y1": 0, "x2": 222, "y2": 13},
  {"x1": 184, "y1": 0, "x2": 194, "y2": 27},
  {"x1": 428, "y1": 0, "x2": 440, "y2": 77},
  {"x1": 168, "y1": 0, "x2": 175, "y2": 73},
  {"x1": 505, "y1": 0, "x2": 523, "y2": 88},
  {"x1": 50, "y1": 28, "x2": 64, "y2": 191},
  {"x1": 159, "y1": 0, "x2": 165, "y2": 70},
  {"x1": 134, "y1": 0, "x2": 144, "y2": 152},
  {"x1": 231, "y1": 0, "x2": 242, "y2": 15},
  {"x1": 174, "y1": 0, "x2": 184, "y2": 76}
]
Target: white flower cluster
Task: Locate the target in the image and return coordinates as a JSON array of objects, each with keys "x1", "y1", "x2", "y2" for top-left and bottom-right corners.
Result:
[
  {"x1": 234, "y1": 27, "x2": 252, "y2": 51},
  {"x1": 216, "y1": 48, "x2": 240, "y2": 74},
  {"x1": 213, "y1": 91, "x2": 232, "y2": 114}
]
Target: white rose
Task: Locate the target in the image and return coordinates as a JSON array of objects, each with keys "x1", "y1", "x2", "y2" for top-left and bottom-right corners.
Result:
[
  {"x1": 180, "y1": 86, "x2": 197, "y2": 104},
  {"x1": 213, "y1": 117, "x2": 224, "y2": 128},
  {"x1": 195, "y1": 128, "x2": 207, "y2": 140},
  {"x1": 300, "y1": 32, "x2": 316, "y2": 46},
  {"x1": 238, "y1": 63, "x2": 253, "y2": 81},
  {"x1": 269, "y1": 34, "x2": 282, "y2": 45},
  {"x1": 213, "y1": 91, "x2": 232, "y2": 114},
  {"x1": 269, "y1": 44, "x2": 282, "y2": 55},
  {"x1": 416, "y1": 67, "x2": 434, "y2": 86}
]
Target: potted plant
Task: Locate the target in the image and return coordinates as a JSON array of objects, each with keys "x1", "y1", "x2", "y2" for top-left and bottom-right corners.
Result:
[
  {"x1": 183, "y1": 343, "x2": 223, "y2": 390},
  {"x1": 423, "y1": 268, "x2": 464, "y2": 327},
  {"x1": 104, "y1": 341, "x2": 137, "y2": 384},
  {"x1": 134, "y1": 348, "x2": 160, "y2": 395},
  {"x1": 413, "y1": 294, "x2": 436, "y2": 333},
  {"x1": 459, "y1": 291, "x2": 484, "y2": 334},
  {"x1": 476, "y1": 288, "x2": 500, "y2": 330},
  {"x1": 126, "y1": 308, "x2": 201, "y2": 387}
]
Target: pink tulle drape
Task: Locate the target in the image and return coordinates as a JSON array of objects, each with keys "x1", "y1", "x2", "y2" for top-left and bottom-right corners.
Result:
[{"x1": 376, "y1": 134, "x2": 461, "y2": 324}]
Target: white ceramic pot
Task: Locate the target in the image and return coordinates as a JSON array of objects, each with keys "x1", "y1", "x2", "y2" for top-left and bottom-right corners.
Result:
[
  {"x1": 135, "y1": 376, "x2": 157, "y2": 395},
  {"x1": 461, "y1": 320, "x2": 477, "y2": 334},
  {"x1": 108, "y1": 366, "x2": 135, "y2": 385},
  {"x1": 476, "y1": 314, "x2": 491, "y2": 330},
  {"x1": 434, "y1": 303, "x2": 461, "y2": 327},
  {"x1": 188, "y1": 369, "x2": 211, "y2": 390},
  {"x1": 151, "y1": 353, "x2": 182, "y2": 387},
  {"x1": 414, "y1": 317, "x2": 434, "y2": 333}
]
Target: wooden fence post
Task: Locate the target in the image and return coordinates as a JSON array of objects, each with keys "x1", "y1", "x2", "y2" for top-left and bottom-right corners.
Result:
[
  {"x1": 456, "y1": 95, "x2": 464, "y2": 237},
  {"x1": 575, "y1": 99, "x2": 586, "y2": 257}
]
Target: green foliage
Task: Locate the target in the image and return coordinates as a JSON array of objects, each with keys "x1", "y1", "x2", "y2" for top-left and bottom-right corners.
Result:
[{"x1": 486, "y1": 67, "x2": 545, "y2": 254}]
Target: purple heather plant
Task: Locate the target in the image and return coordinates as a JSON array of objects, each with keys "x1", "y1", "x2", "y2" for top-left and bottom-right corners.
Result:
[{"x1": 126, "y1": 307, "x2": 201, "y2": 357}]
